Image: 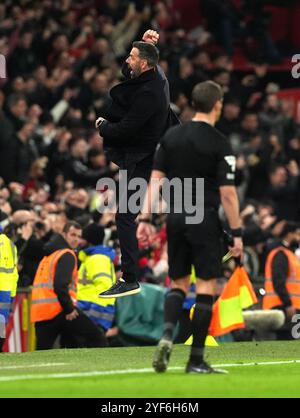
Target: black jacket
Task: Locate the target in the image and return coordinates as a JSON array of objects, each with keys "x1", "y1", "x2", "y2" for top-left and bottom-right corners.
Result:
[
  {"x1": 64, "y1": 155, "x2": 111, "y2": 187},
  {"x1": 100, "y1": 65, "x2": 178, "y2": 153},
  {"x1": 16, "y1": 235, "x2": 47, "y2": 288},
  {"x1": 14, "y1": 135, "x2": 39, "y2": 183},
  {"x1": 44, "y1": 234, "x2": 77, "y2": 315}
]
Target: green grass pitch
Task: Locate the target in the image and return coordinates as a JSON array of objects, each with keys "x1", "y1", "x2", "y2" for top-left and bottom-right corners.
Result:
[{"x1": 0, "y1": 341, "x2": 300, "y2": 398}]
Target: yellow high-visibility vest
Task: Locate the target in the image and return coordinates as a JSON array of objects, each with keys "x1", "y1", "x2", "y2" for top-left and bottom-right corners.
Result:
[
  {"x1": 0, "y1": 233, "x2": 18, "y2": 297},
  {"x1": 77, "y1": 251, "x2": 116, "y2": 308}
]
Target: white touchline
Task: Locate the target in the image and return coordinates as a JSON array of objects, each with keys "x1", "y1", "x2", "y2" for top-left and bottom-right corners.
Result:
[
  {"x1": 0, "y1": 363, "x2": 67, "y2": 370},
  {"x1": 0, "y1": 360, "x2": 300, "y2": 382}
]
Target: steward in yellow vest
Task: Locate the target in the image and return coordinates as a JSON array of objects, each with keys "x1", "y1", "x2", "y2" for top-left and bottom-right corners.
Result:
[
  {"x1": 0, "y1": 229, "x2": 18, "y2": 352},
  {"x1": 263, "y1": 222, "x2": 300, "y2": 324},
  {"x1": 78, "y1": 223, "x2": 116, "y2": 331},
  {"x1": 31, "y1": 221, "x2": 107, "y2": 350}
]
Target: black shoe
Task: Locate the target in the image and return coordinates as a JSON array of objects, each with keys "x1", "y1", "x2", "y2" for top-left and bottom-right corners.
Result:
[
  {"x1": 98, "y1": 279, "x2": 140, "y2": 298},
  {"x1": 186, "y1": 361, "x2": 228, "y2": 375},
  {"x1": 153, "y1": 339, "x2": 173, "y2": 373}
]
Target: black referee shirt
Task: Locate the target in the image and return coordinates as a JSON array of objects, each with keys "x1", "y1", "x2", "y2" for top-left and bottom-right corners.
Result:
[{"x1": 153, "y1": 121, "x2": 236, "y2": 210}]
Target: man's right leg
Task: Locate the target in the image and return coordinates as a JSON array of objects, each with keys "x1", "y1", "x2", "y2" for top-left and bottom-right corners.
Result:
[
  {"x1": 99, "y1": 153, "x2": 154, "y2": 298},
  {"x1": 153, "y1": 277, "x2": 189, "y2": 372},
  {"x1": 35, "y1": 314, "x2": 62, "y2": 350},
  {"x1": 64, "y1": 308, "x2": 108, "y2": 348}
]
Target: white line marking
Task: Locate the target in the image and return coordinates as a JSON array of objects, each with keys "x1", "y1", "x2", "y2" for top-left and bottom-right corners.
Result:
[
  {"x1": 0, "y1": 360, "x2": 300, "y2": 382},
  {"x1": 0, "y1": 363, "x2": 67, "y2": 370},
  {"x1": 216, "y1": 360, "x2": 300, "y2": 368}
]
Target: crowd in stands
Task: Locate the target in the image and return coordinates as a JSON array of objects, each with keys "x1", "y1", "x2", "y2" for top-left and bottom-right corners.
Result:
[{"x1": 0, "y1": 0, "x2": 299, "y2": 343}]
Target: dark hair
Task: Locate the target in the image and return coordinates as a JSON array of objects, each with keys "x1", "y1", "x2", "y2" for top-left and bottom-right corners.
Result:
[
  {"x1": 269, "y1": 164, "x2": 285, "y2": 175},
  {"x1": 88, "y1": 147, "x2": 104, "y2": 159},
  {"x1": 280, "y1": 222, "x2": 299, "y2": 238},
  {"x1": 7, "y1": 93, "x2": 27, "y2": 110},
  {"x1": 68, "y1": 136, "x2": 86, "y2": 150},
  {"x1": 192, "y1": 81, "x2": 223, "y2": 113},
  {"x1": 63, "y1": 221, "x2": 82, "y2": 233},
  {"x1": 132, "y1": 41, "x2": 159, "y2": 68},
  {"x1": 242, "y1": 111, "x2": 257, "y2": 120}
]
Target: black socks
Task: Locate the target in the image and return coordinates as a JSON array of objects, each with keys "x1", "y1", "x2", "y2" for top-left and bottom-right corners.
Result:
[
  {"x1": 163, "y1": 288, "x2": 186, "y2": 341},
  {"x1": 122, "y1": 274, "x2": 138, "y2": 284},
  {"x1": 189, "y1": 294, "x2": 214, "y2": 365}
]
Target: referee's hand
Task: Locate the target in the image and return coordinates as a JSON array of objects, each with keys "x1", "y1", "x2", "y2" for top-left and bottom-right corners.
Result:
[{"x1": 229, "y1": 237, "x2": 243, "y2": 259}]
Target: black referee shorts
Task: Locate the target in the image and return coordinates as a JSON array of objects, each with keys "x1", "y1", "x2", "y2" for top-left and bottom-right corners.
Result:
[{"x1": 167, "y1": 208, "x2": 223, "y2": 281}]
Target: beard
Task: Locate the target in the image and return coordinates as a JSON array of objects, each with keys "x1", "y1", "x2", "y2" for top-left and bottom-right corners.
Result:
[{"x1": 130, "y1": 66, "x2": 142, "y2": 78}]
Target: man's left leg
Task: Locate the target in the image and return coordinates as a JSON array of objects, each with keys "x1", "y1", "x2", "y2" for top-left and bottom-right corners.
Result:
[
  {"x1": 185, "y1": 278, "x2": 227, "y2": 374},
  {"x1": 99, "y1": 153, "x2": 154, "y2": 298}
]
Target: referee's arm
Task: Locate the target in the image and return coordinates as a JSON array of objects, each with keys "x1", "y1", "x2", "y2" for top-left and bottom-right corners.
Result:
[
  {"x1": 220, "y1": 185, "x2": 243, "y2": 258},
  {"x1": 216, "y1": 138, "x2": 243, "y2": 259},
  {"x1": 220, "y1": 186, "x2": 241, "y2": 230}
]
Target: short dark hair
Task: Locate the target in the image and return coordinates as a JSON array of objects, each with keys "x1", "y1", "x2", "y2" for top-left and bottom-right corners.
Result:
[
  {"x1": 132, "y1": 41, "x2": 159, "y2": 67},
  {"x1": 88, "y1": 147, "x2": 104, "y2": 159},
  {"x1": 7, "y1": 93, "x2": 27, "y2": 109},
  {"x1": 192, "y1": 81, "x2": 223, "y2": 113},
  {"x1": 63, "y1": 221, "x2": 82, "y2": 233},
  {"x1": 280, "y1": 222, "x2": 299, "y2": 238},
  {"x1": 68, "y1": 136, "x2": 86, "y2": 150},
  {"x1": 269, "y1": 164, "x2": 285, "y2": 175}
]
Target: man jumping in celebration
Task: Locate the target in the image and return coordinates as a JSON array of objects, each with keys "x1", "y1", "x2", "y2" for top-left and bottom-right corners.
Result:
[{"x1": 96, "y1": 30, "x2": 178, "y2": 298}]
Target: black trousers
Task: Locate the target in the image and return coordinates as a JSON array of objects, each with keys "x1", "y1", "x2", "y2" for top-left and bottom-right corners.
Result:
[
  {"x1": 35, "y1": 308, "x2": 108, "y2": 350},
  {"x1": 0, "y1": 337, "x2": 4, "y2": 353},
  {"x1": 111, "y1": 151, "x2": 155, "y2": 282}
]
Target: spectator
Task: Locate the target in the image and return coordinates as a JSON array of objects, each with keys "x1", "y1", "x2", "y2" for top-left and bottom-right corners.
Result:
[
  {"x1": 0, "y1": 226, "x2": 18, "y2": 352},
  {"x1": 267, "y1": 162, "x2": 299, "y2": 221},
  {"x1": 8, "y1": 30, "x2": 38, "y2": 78},
  {"x1": 263, "y1": 222, "x2": 300, "y2": 340},
  {"x1": 77, "y1": 223, "x2": 117, "y2": 334},
  {"x1": 31, "y1": 221, "x2": 108, "y2": 349},
  {"x1": 63, "y1": 137, "x2": 111, "y2": 188},
  {"x1": 216, "y1": 98, "x2": 241, "y2": 137},
  {"x1": 5, "y1": 93, "x2": 28, "y2": 132},
  {"x1": 13, "y1": 121, "x2": 39, "y2": 184},
  {"x1": 12, "y1": 210, "x2": 45, "y2": 288}
]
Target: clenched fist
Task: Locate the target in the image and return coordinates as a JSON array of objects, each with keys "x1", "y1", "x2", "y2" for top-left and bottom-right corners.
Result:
[{"x1": 142, "y1": 30, "x2": 159, "y2": 45}]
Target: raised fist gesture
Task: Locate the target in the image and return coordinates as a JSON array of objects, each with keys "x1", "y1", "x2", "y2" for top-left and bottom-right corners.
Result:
[{"x1": 142, "y1": 30, "x2": 159, "y2": 45}]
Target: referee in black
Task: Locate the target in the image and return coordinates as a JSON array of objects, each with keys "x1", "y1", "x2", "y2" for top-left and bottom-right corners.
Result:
[{"x1": 137, "y1": 81, "x2": 243, "y2": 374}]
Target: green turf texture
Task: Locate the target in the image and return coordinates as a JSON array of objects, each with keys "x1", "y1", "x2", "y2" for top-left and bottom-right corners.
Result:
[{"x1": 0, "y1": 341, "x2": 300, "y2": 398}]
